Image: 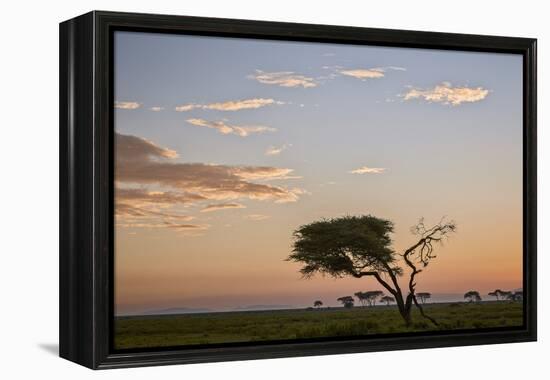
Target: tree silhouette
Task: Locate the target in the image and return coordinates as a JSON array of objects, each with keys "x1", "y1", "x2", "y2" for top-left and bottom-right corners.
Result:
[
  {"x1": 416, "y1": 292, "x2": 431, "y2": 304},
  {"x1": 288, "y1": 215, "x2": 456, "y2": 326},
  {"x1": 337, "y1": 296, "x2": 354, "y2": 308},
  {"x1": 488, "y1": 289, "x2": 504, "y2": 301},
  {"x1": 355, "y1": 291, "x2": 383, "y2": 307},
  {"x1": 313, "y1": 300, "x2": 323, "y2": 309},
  {"x1": 354, "y1": 292, "x2": 367, "y2": 307},
  {"x1": 506, "y1": 291, "x2": 523, "y2": 302},
  {"x1": 515, "y1": 290, "x2": 523, "y2": 300},
  {"x1": 364, "y1": 290, "x2": 384, "y2": 306},
  {"x1": 380, "y1": 295, "x2": 395, "y2": 306},
  {"x1": 499, "y1": 291, "x2": 512, "y2": 300},
  {"x1": 464, "y1": 290, "x2": 482, "y2": 303}
]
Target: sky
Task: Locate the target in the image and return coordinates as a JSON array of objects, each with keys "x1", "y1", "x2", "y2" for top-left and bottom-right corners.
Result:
[{"x1": 114, "y1": 31, "x2": 523, "y2": 315}]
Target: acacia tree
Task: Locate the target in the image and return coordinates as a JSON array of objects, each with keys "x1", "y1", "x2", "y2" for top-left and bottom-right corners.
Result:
[
  {"x1": 288, "y1": 215, "x2": 457, "y2": 327},
  {"x1": 464, "y1": 290, "x2": 482, "y2": 303},
  {"x1": 313, "y1": 300, "x2": 323, "y2": 309},
  {"x1": 499, "y1": 291, "x2": 512, "y2": 300},
  {"x1": 416, "y1": 292, "x2": 431, "y2": 304},
  {"x1": 354, "y1": 292, "x2": 368, "y2": 307},
  {"x1": 355, "y1": 291, "x2": 383, "y2": 307},
  {"x1": 506, "y1": 291, "x2": 523, "y2": 302},
  {"x1": 365, "y1": 290, "x2": 384, "y2": 306},
  {"x1": 380, "y1": 295, "x2": 395, "y2": 306},
  {"x1": 488, "y1": 289, "x2": 503, "y2": 301},
  {"x1": 337, "y1": 296, "x2": 355, "y2": 308}
]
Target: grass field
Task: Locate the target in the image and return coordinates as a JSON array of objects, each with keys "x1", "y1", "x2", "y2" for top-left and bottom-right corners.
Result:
[{"x1": 114, "y1": 302, "x2": 522, "y2": 349}]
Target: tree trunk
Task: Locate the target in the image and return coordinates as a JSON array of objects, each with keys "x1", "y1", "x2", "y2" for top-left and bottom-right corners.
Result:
[{"x1": 399, "y1": 307, "x2": 412, "y2": 327}]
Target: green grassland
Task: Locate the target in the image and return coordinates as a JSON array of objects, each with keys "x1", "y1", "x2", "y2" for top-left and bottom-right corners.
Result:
[{"x1": 115, "y1": 302, "x2": 522, "y2": 349}]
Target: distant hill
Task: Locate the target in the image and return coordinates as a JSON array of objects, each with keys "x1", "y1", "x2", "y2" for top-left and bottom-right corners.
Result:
[
  {"x1": 142, "y1": 307, "x2": 212, "y2": 315},
  {"x1": 232, "y1": 304, "x2": 294, "y2": 311}
]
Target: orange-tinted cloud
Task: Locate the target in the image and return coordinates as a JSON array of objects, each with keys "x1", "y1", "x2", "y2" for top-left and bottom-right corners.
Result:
[
  {"x1": 115, "y1": 101, "x2": 141, "y2": 109},
  {"x1": 339, "y1": 68, "x2": 385, "y2": 79},
  {"x1": 115, "y1": 133, "x2": 306, "y2": 231},
  {"x1": 349, "y1": 166, "x2": 386, "y2": 174},
  {"x1": 186, "y1": 118, "x2": 276, "y2": 137},
  {"x1": 244, "y1": 214, "x2": 271, "y2": 221},
  {"x1": 403, "y1": 82, "x2": 489, "y2": 105},
  {"x1": 175, "y1": 98, "x2": 284, "y2": 112},
  {"x1": 249, "y1": 70, "x2": 318, "y2": 88},
  {"x1": 116, "y1": 133, "x2": 178, "y2": 161},
  {"x1": 200, "y1": 203, "x2": 246, "y2": 213},
  {"x1": 265, "y1": 144, "x2": 292, "y2": 156},
  {"x1": 337, "y1": 66, "x2": 406, "y2": 80}
]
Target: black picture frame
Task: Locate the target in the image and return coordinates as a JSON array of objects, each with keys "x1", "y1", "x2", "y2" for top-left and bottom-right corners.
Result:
[{"x1": 59, "y1": 10, "x2": 537, "y2": 369}]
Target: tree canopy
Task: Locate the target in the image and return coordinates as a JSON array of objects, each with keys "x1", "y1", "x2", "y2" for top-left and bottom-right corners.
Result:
[
  {"x1": 355, "y1": 290, "x2": 384, "y2": 307},
  {"x1": 506, "y1": 291, "x2": 523, "y2": 302},
  {"x1": 416, "y1": 292, "x2": 431, "y2": 304},
  {"x1": 488, "y1": 289, "x2": 504, "y2": 301},
  {"x1": 464, "y1": 291, "x2": 482, "y2": 303},
  {"x1": 380, "y1": 296, "x2": 396, "y2": 305},
  {"x1": 337, "y1": 296, "x2": 354, "y2": 308},
  {"x1": 289, "y1": 215, "x2": 399, "y2": 279}
]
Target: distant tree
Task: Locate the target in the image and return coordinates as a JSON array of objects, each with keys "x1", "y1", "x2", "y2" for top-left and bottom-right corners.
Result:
[
  {"x1": 488, "y1": 289, "x2": 504, "y2": 301},
  {"x1": 364, "y1": 290, "x2": 384, "y2": 306},
  {"x1": 515, "y1": 290, "x2": 523, "y2": 300},
  {"x1": 355, "y1": 291, "x2": 384, "y2": 307},
  {"x1": 487, "y1": 289, "x2": 502, "y2": 301},
  {"x1": 506, "y1": 291, "x2": 523, "y2": 302},
  {"x1": 337, "y1": 296, "x2": 355, "y2": 308},
  {"x1": 464, "y1": 290, "x2": 482, "y2": 303},
  {"x1": 313, "y1": 300, "x2": 323, "y2": 309},
  {"x1": 499, "y1": 291, "x2": 512, "y2": 300},
  {"x1": 288, "y1": 216, "x2": 457, "y2": 326},
  {"x1": 380, "y1": 295, "x2": 396, "y2": 306},
  {"x1": 416, "y1": 292, "x2": 431, "y2": 304},
  {"x1": 354, "y1": 292, "x2": 368, "y2": 307}
]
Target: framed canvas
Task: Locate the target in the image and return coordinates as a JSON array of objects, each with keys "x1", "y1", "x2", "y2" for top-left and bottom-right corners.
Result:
[{"x1": 59, "y1": 11, "x2": 537, "y2": 369}]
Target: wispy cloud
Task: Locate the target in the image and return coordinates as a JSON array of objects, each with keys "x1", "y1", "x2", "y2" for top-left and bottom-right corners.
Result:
[
  {"x1": 244, "y1": 214, "x2": 271, "y2": 221},
  {"x1": 116, "y1": 133, "x2": 178, "y2": 160},
  {"x1": 349, "y1": 166, "x2": 386, "y2": 174},
  {"x1": 200, "y1": 203, "x2": 246, "y2": 213},
  {"x1": 265, "y1": 144, "x2": 292, "y2": 156},
  {"x1": 116, "y1": 188, "x2": 207, "y2": 207},
  {"x1": 339, "y1": 68, "x2": 385, "y2": 79},
  {"x1": 116, "y1": 221, "x2": 210, "y2": 236},
  {"x1": 232, "y1": 167, "x2": 296, "y2": 181},
  {"x1": 164, "y1": 222, "x2": 210, "y2": 231},
  {"x1": 186, "y1": 118, "x2": 276, "y2": 137},
  {"x1": 249, "y1": 70, "x2": 318, "y2": 88},
  {"x1": 115, "y1": 190, "x2": 209, "y2": 233},
  {"x1": 116, "y1": 202, "x2": 195, "y2": 221},
  {"x1": 174, "y1": 104, "x2": 200, "y2": 112},
  {"x1": 115, "y1": 188, "x2": 202, "y2": 231},
  {"x1": 116, "y1": 133, "x2": 306, "y2": 205},
  {"x1": 115, "y1": 126, "x2": 307, "y2": 233},
  {"x1": 387, "y1": 66, "x2": 407, "y2": 71},
  {"x1": 115, "y1": 101, "x2": 141, "y2": 109},
  {"x1": 337, "y1": 66, "x2": 406, "y2": 81},
  {"x1": 150, "y1": 106, "x2": 164, "y2": 112},
  {"x1": 402, "y1": 82, "x2": 489, "y2": 105},
  {"x1": 175, "y1": 98, "x2": 283, "y2": 112}
]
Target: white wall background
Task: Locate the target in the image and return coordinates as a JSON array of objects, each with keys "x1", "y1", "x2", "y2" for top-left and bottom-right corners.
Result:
[{"x1": 0, "y1": 0, "x2": 546, "y2": 378}]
